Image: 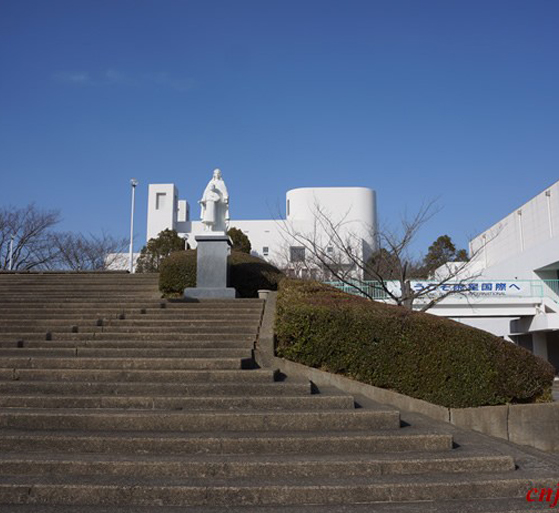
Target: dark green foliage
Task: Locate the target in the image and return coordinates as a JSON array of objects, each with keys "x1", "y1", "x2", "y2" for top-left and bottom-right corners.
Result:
[
  {"x1": 136, "y1": 229, "x2": 186, "y2": 273},
  {"x1": 275, "y1": 279, "x2": 555, "y2": 408},
  {"x1": 227, "y1": 227, "x2": 252, "y2": 254},
  {"x1": 423, "y1": 235, "x2": 469, "y2": 273},
  {"x1": 228, "y1": 251, "x2": 284, "y2": 298},
  {"x1": 159, "y1": 250, "x2": 284, "y2": 298},
  {"x1": 159, "y1": 250, "x2": 197, "y2": 295}
]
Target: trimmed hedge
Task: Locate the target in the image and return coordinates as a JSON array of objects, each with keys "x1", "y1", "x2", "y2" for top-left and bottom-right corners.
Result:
[
  {"x1": 159, "y1": 250, "x2": 197, "y2": 294},
  {"x1": 275, "y1": 279, "x2": 555, "y2": 408},
  {"x1": 159, "y1": 250, "x2": 284, "y2": 298}
]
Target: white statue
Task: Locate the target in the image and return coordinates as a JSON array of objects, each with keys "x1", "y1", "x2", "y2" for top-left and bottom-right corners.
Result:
[{"x1": 199, "y1": 168, "x2": 230, "y2": 232}]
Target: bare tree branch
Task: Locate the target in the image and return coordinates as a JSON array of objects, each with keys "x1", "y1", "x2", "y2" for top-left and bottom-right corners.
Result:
[
  {"x1": 0, "y1": 204, "x2": 61, "y2": 270},
  {"x1": 49, "y1": 231, "x2": 129, "y2": 271},
  {"x1": 275, "y1": 199, "x2": 496, "y2": 311}
]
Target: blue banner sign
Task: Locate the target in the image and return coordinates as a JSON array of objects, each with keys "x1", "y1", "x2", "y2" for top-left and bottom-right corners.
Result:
[{"x1": 409, "y1": 281, "x2": 528, "y2": 297}]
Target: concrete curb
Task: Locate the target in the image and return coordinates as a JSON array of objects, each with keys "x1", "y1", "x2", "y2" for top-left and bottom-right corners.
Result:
[{"x1": 257, "y1": 291, "x2": 559, "y2": 452}]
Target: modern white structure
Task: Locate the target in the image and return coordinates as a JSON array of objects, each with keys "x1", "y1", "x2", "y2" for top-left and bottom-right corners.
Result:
[
  {"x1": 426, "y1": 179, "x2": 559, "y2": 370},
  {"x1": 146, "y1": 183, "x2": 378, "y2": 279},
  {"x1": 140, "y1": 175, "x2": 559, "y2": 370}
]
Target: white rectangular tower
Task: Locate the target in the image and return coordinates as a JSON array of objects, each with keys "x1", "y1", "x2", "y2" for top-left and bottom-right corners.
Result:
[{"x1": 147, "y1": 184, "x2": 178, "y2": 242}]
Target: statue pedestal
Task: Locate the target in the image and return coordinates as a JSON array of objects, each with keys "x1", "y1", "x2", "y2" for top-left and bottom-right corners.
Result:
[{"x1": 184, "y1": 234, "x2": 236, "y2": 299}]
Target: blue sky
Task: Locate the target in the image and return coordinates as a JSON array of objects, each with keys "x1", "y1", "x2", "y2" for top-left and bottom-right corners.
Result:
[{"x1": 1, "y1": 0, "x2": 558, "y2": 255}]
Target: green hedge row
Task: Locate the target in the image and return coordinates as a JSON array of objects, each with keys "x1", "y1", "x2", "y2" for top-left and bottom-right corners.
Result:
[
  {"x1": 159, "y1": 250, "x2": 284, "y2": 298},
  {"x1": 275, "y1": 279, "x2": 555, "y2": 408}
]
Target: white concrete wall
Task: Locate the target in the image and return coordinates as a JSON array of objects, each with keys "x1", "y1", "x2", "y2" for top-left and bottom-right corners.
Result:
[
  {"x1": 429, "y1": 180, "x2": 559, "y2": 360},
  {"x1": 147, "y1": 184, "x2": 178, "y2": 241},
  {"x1": 147, "y1": 185, "x2": 378, "y2": 278},
  {"x1": 470, "y1": 179, "x2": 559, "y2": 279},
  {"x1": 286, "y1": 187, "x2": 377, "y2": 261},
  {"x1": 449, "y1": 316, "x2": 517, "y2": 340}
]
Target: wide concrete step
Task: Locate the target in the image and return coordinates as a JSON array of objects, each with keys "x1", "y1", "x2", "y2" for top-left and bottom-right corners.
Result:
[
  {"x1": 0, "y1": 409, "x2": 400, "y2": 432},
  {"x1": 0, "y1": 368, "x2": 275, "y2": 383},
  {"x1": 0, "y1": 498, "x2": 545, "y2": 513},
  {"x1": 0, "y1": 313, "x2": 262, "y2": 321},
  {"x1": 0, "y1": 295, "x2": 163, "y2": 301},
  {"x1": 0, "y1": 340, "x2": 255, "y2": 349},
  {"x1": 0, "y1": 394, "x2": 355, "y2": 411},
  {"x1": 0, "y1": 290, "x2": 158, "y2": 295},
  {"x1": 0, "y1": 347, "x2": 253, "y2": 358},
  {"x1": 0, "y1": 452, "x2": 515, "y2": 479},
  {"x1": 0, "y1": 307, "x2": 263, "y2": 316},
  {"x1": 0, "y1": 282, "x2": 158, "y2": 287},
  {"x1": 0, "y1": 279, "x2": 158, "y2": 285},
  {"x1": 0, "y1": 381, "x2": 311, "y2": 397},
  {"x1": 0, "y1": 302, "x2": 262, "y2": 310},
  {"x1": 0, "y1": 356, "x2": 253, "y2": 370},
  {"x1": 0, "y1": 318, "x2": 263, "y2": 326},
  {"x1": 101, "y1": 319, "x2": 261, "y2": 327},
  {"x1": 0, "y1": 294, "x2": 160, "y2": 301},
  {"x1": 0, "y1": 472, "x2": 549, "y2": 507},
  {"x1": 0, "y1": 280, "x2": 159, "y2": 286},
  {"x1": 0, "y1": 299, "x2": 262, "y2": 306},
  {"x1": 0, "y1": 333, "x2": 256, "y2": 342},
  {"x1": 0, "y1": 428, "x2": 453, "y2": 455},
  {"x1": 89, "y1": 325, "x2": 259, "y2": 334},
  {"x1": 0, "y1": 326, "x2": 272, "y2": 337}
]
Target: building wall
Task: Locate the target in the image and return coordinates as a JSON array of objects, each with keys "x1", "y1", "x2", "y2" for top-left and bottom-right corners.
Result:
[
  {"x1": 146, "y1": 184, "x2": 378, "y2": 277},
  {"x1": 286, "y1": 187, "x2": 378, "y2": 265},
  {"x1": 547, "y1": 332, "x2": 559, "y2": 371},
  {"x1": 147, "y1": 184, "x2": 178, "y2": 241},
  {"x1": 470, "y1": 179, "x2": 559, "y2": 279},
  {"x1": 449, "y1": 316, "x2": 517, "y2": 341}
]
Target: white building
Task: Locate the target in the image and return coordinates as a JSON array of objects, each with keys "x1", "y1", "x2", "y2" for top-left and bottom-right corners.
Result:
[
  {"x1": 146, "y1": 183, "x2": 378, "y2": 279},
  {"x1": 427, "y1": 179, "x2": 559, "y2": 370},
  {"x1": 144, "y1": 177, "x2": 559, "y2": 369}
]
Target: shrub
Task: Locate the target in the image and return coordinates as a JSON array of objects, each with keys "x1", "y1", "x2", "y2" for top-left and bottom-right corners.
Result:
[
  {"x1": 228, "y1": 251, "x2": 284, "y2": 298},
  {"x1": 275, "y1": 279, "x2": 555, "y2": 408},
  {"x1": 136, "y1": 229, "x2": 186, "y2": 273},
  {"x1": 227, "y1": 227, "x2": 252, "y2": 254},
  {"x1": 159, "y1": 250, "x2": 284, "y2": 298},
  {"x1": 159, "y1": 250, "x2": 197, "y2": 295}
]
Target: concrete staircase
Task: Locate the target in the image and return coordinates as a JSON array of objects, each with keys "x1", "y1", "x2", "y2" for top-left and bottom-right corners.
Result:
[{"x1": 0, "y1": 272, "x2": 557, "y2": 512}]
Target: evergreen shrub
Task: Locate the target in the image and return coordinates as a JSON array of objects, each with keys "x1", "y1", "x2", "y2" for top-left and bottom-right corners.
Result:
[
  {"x1": 275, "y1": 279, "x2": 555, "y2": 408},
  {"x1": 227, "y1": 227, "x2": 252, "y2": 254},
  {"x1": 159, "y1": 250, "x2": 197, "y2": 295},
  {"x1": 136, "y1": 229, "x2": 186, "y2": 273},
  {"x1": 159, "y1": 250, "x2": 284, "y2": 298}
]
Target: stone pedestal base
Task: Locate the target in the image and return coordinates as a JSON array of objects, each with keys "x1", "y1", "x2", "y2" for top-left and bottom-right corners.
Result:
[
  {"x1": 184, "y1": 234, "x2": 237, "y2": 299},
  {"x1": 183, "y1": 287, "x2": 236, "y2": 299}
]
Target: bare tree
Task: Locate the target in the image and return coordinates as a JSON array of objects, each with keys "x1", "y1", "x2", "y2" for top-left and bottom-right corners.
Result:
[
  {"x1": 273, "y1": 203, "x2": 368, "y2": 282},
  {"x1": 0, "y1": 204, "x2": 61, "y2": 270},
  {"x1": 278, "y1": 200, "x2": 492, "y2": 311},
  {"x1": 49, "y1": 232, "x2": 129, "y2": 271},
  {"x1": 269, "y1": 242, "x2": 315, "y2": 279}
]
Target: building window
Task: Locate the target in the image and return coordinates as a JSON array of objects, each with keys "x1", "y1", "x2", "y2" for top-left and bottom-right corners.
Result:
[
  {"x1": 290, "y1": 246, "x2": 305, "y2": 263},
  {"x1": 156, "y1": 193, "x2": 166, "y2": 210},
  {"x1": 263, "y1": 246, "x2": 269, "y2": 256},
  {"x1": 287, "y1": 200, "x2": 290, "y2": 217},
  {"x1": 327, "y1": 246, "x2": 333, "y2": 253}
]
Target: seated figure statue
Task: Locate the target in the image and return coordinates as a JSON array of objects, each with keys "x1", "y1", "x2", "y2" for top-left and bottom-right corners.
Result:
[{"x1": 199, "y1": 168, "x2": 230, "y2": 233}]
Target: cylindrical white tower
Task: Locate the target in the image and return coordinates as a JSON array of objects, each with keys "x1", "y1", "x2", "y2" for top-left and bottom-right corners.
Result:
[{"x1": 285, "y1": 187, "x2": 378, "y2": 263}]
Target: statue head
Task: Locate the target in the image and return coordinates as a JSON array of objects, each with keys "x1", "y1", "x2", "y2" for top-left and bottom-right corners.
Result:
[{"x1": 213, "y1": 168, "x2": 222, "y2": 180}]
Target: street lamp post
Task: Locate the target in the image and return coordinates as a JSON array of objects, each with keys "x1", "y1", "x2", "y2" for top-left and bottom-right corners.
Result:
[
  {"x1": 8, "y1": 235, "x2": 14, "y2": 271},
  {"x1": 129, "y1": 178, "x2": 138, "y2": 273}
]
